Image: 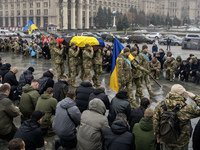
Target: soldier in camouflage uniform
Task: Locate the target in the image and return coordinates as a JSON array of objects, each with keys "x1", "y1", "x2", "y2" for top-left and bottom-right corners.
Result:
[
  {"x1": 82, "y1": 43, "x2": 94, "y2": 82},
  {"x1": 68, "y1": 42, "x2": 80, "y2": 87},
  {"x1": 7, "y1": 39, "x2": 12, "y2": 52},
  {"x1": 22, "y1": 43, "x2": 30, "y2": 56},
  {"x1": 150, "y1": 57, "x2": 161, "y2": 80},
  {"x1": 0, "y1": 40, "x2": 5, "y2": 52},
  {"x1": 54, "y1": 42, "x2": 65, "y2": 80},
  {"x1": 49, "y1": 36, "x2": 57, "y2": 60},
  {"x1": 163, "y1": 57, "x2": 177, "y2": 82},
  {"x1": 12, "y1": 40, "x2": 20, "y2": 54},
  {"x1": 92, "y1": 48, "x2": 105, "y2": 86},
  {"x1": 138, "y1": 45, "x2": 158, "y2": 98},
  {"x1": 174, "y1": 56, "x2": 182, "y2": 78},
  {"x1": 118, "y1": 47, "x2": 138, "y2": 107},
  {"x1": 130, "y1": 47, "x2": 149, "y2": 99},
  {"x1": 33, "y1": 44, "x2": 42, "y2": 58},
  {"x1": 153, "y1": 84, "x2": 200, "y2": 150}
]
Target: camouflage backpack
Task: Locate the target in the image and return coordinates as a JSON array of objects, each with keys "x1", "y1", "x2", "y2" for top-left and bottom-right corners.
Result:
[{"x1": 160, "y1": 101, "x2": 186, "y2": 145}]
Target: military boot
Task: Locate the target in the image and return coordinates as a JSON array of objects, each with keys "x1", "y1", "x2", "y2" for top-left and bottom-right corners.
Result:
[
  {"x1": 131, "y1": 101, "x2": 139, "y2": 108},
  {"x1": 150, "y1": 92, "x2": 158, "y2": 98}
]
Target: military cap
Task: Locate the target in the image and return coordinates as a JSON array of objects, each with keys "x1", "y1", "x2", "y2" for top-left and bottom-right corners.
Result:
[
  {"x1": 142, "y1": 44, "x2": 148, "y2": 50},
  {"x1": 85, "y1": 43, "x2": 90, "y2": 48},
  {"x1": 123, "y1": 47, "x2": 130, "y2": 53},
  {"x1": 131, "y1": 47, "x2": 137, "y2": 52},
  {"x1": 71, "y1": 42, "x2": 76, "y2": 47},
  {"x1": 171, "y1": 84, "x2": 186, "y2": 95}
]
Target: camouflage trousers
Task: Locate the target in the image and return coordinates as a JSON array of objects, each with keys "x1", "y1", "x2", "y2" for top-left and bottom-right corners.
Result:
[
  {"x1": 55, "y1": 63, "x2": 65, "y2": 80},
  {"x1": 133, "y1": 77, "x2": 144, "y2": 99},
  {"x1": 24, "y1": 51, "x2": 30, "y2": 56},
  {"x1": 83, "y1": 68, "x2": 92, "y2": 82},
  {"x1": 93, "y1": 64, "x2": 102, "y2": 85},
  {"x1": 160, "y1": 143, "x2": 188, "y2": 150},
  {"x1": 142, "y1": 74, "x2": 152, "y2": 94},
  {"x1": 166, "y1": 69, "x2": 174, "y2": 80},
  {"x1": 151, "y1": 69, "x2": 160, "y2": 78},
  {"x1": 70, "y1": 65, "x2": 79, "y2": 84},
  {"x1": 118, "y1": 81, "x2": 138, "y2": 108},
  {"x1": 14, "y1": 48, "x2": 20, "y2": 54},
  {"x1": 77, "y1": 64, "x2": 84, "y2": 81},
  {"x1": 50, "y1": 49, "x2": 55, "y2": 60}
]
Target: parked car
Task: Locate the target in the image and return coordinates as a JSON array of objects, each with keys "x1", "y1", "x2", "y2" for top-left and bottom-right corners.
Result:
[
  {"x1": 127, "y1": 35, "x2": 154, "y2": 44},
  {"x1": 81, "y1": 32, "x2": 93, "y2": 36},
  {"x1": 163, "y1": 34, "x2": 183, "y2": 41},
  {"x1": 15, "y1": 31, "x2": 31, "y2": 38},
  {"x1": 185, "y1": 34, "x2": 200, "y2": 40},
  {"x1": 82, "y1": 33, "x2": 102, "y2": 40},
  {"x1": 182, "y1": 39, "x2": 200, "y2": 50},
  {"x1": 105, "y1": 34, "x2": 125, "y2": 43},
  {"x1": 52, "y1": 32, "x2": 63, "y2": 38},
  {"x1": 92, "y1": 32, "x2": 101, "y2": 37},
  {"x1": 0, "y1": 30, "x2": 12, "y2": 37},
  {"x1": 146, "y1": 32, "x2": 162, "y2": 39},
  {"x1": 158, "y1": 38, "x2": 182, "y2": 46}
]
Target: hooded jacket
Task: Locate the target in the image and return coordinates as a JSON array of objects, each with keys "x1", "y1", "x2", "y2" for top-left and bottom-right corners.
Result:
[
  {"x1": 19, "y1": 84, "x2": 40, "y2": 118},
  {"x1": 17, "y1": 69, "x2": 34, "y2": 94},
  {"x1": 13, "y1": 118, "x2": 44, "y2": 150},
  {"x1": 77, "y1": 98, "x2": 109, "y2": 150},
  {"x1": 75, "y1": 81, "x2": 94, "y2": 113},
  {"x1": 4, "y1": 70, "x2": 18, "y2": 86},
  {"x1": 0, "y1": 93, "x2": 19, "y2": 135},
  {"x1": 35, "y1": 92, "x2": 57, "y2": 129},
  {"x1": 0, "y1": 64, "x2": 10, "y2": 81},
  {"x1": 38, "y1": 71, "x2": 54, "y2": 94},
  {"x1": 89, "y1": 88, "x2": 110, "y2": 109},
  {"x1": 53, "y1": 97, "x2": 81, "y2": 140},
  {"x1": 53, "y1": 80, "x2": 69, "y2": 102},
  {"x1": 108, "y1": 92, "x2": 131, "y2": 126},
  {"x1": 133, "y1": 118, "x2": 156, "y2": 150},
  {"x1": 103, "y1": 118, "x2": 135, "y2": 150},
  {"x1": 153, "y1": 92, "x2": 200, "y2": 147}
]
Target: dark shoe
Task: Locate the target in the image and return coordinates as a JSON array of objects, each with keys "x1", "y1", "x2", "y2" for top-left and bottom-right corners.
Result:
[{"x1": 55, "y1": 140, "x2": 60, "y2": 150}]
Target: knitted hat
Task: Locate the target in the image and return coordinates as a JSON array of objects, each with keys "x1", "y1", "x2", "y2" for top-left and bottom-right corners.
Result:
[
  {"x1": 176, "y1": 55, "x2": 181, "y2": 60},
  {"x1": 6, "y1": 63, "x2": 11, "y2": 69},
  {"x1": 142, "y1": 45, "x2": 148, "y2": 50},
  {"x1": 171, "y1": 84, "x2": 186, "y2": 95},
  {"x1": 123, "y1": 47, "x2": 130, "y2": 53},
  {"x1": 85, "y1": 43, "x2": 90, "y2": 48},
  {"x1": 31, "y1": 111, "x2": 45, "y2": 121},
  {"x1": 71, "y1": 42, "x2": 76, "y2": 47},
  {"x1": 131, "y1": 47, "x2": 137, "y2": 52},
  {"x1": 28, "y1": 67, "x2": 34, "y2": 72}
]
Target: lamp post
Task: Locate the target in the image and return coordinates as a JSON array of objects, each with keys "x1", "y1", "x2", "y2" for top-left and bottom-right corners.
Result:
[{"x1": 112, "y1": 11, "x2": 117, "y2": 28}]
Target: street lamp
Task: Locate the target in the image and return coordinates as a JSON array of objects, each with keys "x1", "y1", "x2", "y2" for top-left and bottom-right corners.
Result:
[{"x1": 112, "y1": 11, "x2": 117, "y2": 28}]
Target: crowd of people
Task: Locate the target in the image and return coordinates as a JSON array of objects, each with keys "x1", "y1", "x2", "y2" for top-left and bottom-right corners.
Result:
[{"x1": 0, "y1": 36, "x2": 200, "y2": 150}]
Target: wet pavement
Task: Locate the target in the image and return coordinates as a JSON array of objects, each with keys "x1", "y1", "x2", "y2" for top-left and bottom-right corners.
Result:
[{"x1": 0, "y1": 42, "x2": 199, "y2": 150}]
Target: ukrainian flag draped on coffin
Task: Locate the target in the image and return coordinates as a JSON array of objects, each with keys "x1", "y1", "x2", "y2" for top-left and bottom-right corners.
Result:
[
  {"x1": 23, "y1": 20, "x2": 38, "y2": 35},
  {"x1": 109, "y1": 38, "x2": 135, "y2": 92}
]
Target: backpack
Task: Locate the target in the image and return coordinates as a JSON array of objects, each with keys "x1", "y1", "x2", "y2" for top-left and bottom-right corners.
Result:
[
  {"x1": 160, "y1": 101, "x2": 186, "y2": 145},
  {"x1": 38, "y1": 77, "x2": 49, "y2": 94}
]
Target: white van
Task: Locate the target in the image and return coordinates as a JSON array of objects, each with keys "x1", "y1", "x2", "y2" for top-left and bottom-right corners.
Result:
[{"x1": 0, "y1": 29, "x2": 12, "y2": 36}]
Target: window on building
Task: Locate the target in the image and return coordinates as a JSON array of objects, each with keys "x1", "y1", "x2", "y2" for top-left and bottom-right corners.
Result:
[
  {"x1": 44, "y1": 2, "x2": 48, "y2": 7},
  {"x1": 43, "y1": 17, "x2": 48, "y2": 29},
  {"x1": 11, "y1": 10, "x2": 14, "y2": 16},
  {"x1": 30, "y1": 3, "x2": 33, "y2": 8},
  {"x1": 5, "y1": 11, "x2": 8, "y2": 16},
  {"x1": 5, "y1": 5, "x2": 8, "y2": 9},
  {"x1": 23, "y1": 17, "x2": 27, "y2": 27},
  {"x1": 30, "y1": 10, "x2": 33, "y2": 15},
  {"x1": 37, "y1": 3, "x2": 40, "y2": 7},
  {"x1": 44, "y1": 9, "x2": 48, "y2": 15},
  {"x1": 36, "y1": 17, "x2": 41, "y2": 27},
  {"x1": 17, "y1": 4, "x2": 20, "y2": 9},
  {"x1": 23, "y1": 3, "x2": 26, "y2": 8},
  {"x1": 93, "y1": 6, "x2": 96, "y2": 9},
  {"x1": 11, "y1": 17, "x2": 14, "y2": 27},
  {"x1": 37, "y1": 10, "x2": 40, "y2": 15},
  {"x1": 0, "y1": 11, "x2": 2, "y2": 16},
  {"x1": 0, "y1": 5, "x2": 2, "y2": 10},
  {"x1": 0, "y1": 17, "x2": 3, "y2": 27},
  {"x1": 5, "y1": 17, "x2": 8, "y2": 27},
  {"x1": 17, "y1": 10, "x2": 20, "y2": 15},
  {"x1": 11, "y1": 4, "x2": 14, "y2": 9},
  {"x1": 23, "y1": 10, "x2": 27, "y2": 15}
]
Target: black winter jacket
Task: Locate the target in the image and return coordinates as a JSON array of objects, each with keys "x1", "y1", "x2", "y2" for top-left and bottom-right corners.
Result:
[
  {"x1": 108, "y1": 91, "x2": 131, "y2": 126},
  {"x1": 191, "y1": 61, "x2": 199, "y2": 72},
  {"x1": 0, "y1": 64, "x2": 9, "y2": 81},
  {"x1": 103, "y1": 118, "x2": 135, "y2": 150},
  {"x1": 53, "y1": 80, "x2": 69, "y2": 102},
  {"x1": 75, "y1": 81, "x2": 94, "y2": 113},
  {"x1": 129, "y1": 106, "x2": 147, "y2": 132},
  {"x1": 193, "y1": 119, "x2": 200, "y2": 150},
  {"x1": 4, "y1": 71, "x2": 18, "y2": 86},
  {"x1": 38, "y1": 71, "x2": 54, "y2": 94},
  {"x1": 17, "y1": 69, "x2": 34, "y2": 94},
  {"x1": 180, "y1": 63, "x2": 190, "y2": 74},
  {"x1": 89, "y1": 89, "x2": 110, "y2": 109},
  {"x1": 13, "y1": 118, "x2": 44, "y2": 150}
]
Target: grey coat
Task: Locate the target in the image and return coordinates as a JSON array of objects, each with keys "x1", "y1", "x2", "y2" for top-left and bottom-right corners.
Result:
[{"x1": 77, "y1": 98, "x2": 109, "y2": 150}]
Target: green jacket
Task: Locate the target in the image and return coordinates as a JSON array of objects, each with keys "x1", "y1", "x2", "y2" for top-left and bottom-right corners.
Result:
[
  {"x1": 130, "y1": 53, "x2": 144, "y2": 78},
  {"x1": 54, "y1": 47, "x2": 64, "y2": 64},
  {"x1": 150, "y1": 59, "x2": 161, "y2": 71},
  {"x1": 163, "y1": 60, "x2": 177, "y2": 71},
  {"x1": 19, "y1": 84, "x2": 40, "y2": 118},
  {"x1": 69, "y1": 47, "x2": 80, "y2": 67},
  {"x1": 35, "y1": 92, "x2": 57, "y2": 129},
  {"x1": 153, "y1": 92, "x2": 200, "y2": 147},
  {"x1": 93, "y1": 49, "x2": 105, "y2": 65},
  {"x1": 133, "y1": 118, "x2": 157, "y2": 150},
  {"x1": 138, "y1": 51, "x2": 151, "y2": 71},
  {"x1": 82, "y1": 48, "x2": 94, "y2": 69}
]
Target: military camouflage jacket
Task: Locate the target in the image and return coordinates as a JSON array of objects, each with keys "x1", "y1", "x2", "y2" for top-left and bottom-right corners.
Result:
[
  {"x1": 153, "y1": 92, "x2": 200, "y2": 147},
  {"x1": 82, "y1": 48, "x2": 94, "y2": 68},
  {"x1": 93, "y1": 49, "x2": 105, "y2": 65},
  {"x1": 138, "y1": 52, "x2": 151, "y2": 71},
  {"x1": 54, "y1": 47, "x2": 64, "y2": 64},
  {"x1": 163, "y1": 60, "x2": 177, "y2": 71},
  {"x1": 174, "y1": 60, "x2": 182, "y2": 68},
  {"x1": 117, "y1": 54, "x2": 132, "y2": 83},
  {"x1": 49, "y1": 39, "x2": 57, "y2": 50},
  {"x1": 150, "y1": 59, "x2": 161, "y2": 71},
  {"x1": 23, "y1": 44, "x2": 30, "y2": 52},
  {"x1": 69, "y1": 47, "x2": 80, "y2": 66},
  {"x1": 130, "y1": 53, "x2": 144, "y2": 78},
  {"x1": 12, "y1": 42, "x2": 20, "y2": 50}
]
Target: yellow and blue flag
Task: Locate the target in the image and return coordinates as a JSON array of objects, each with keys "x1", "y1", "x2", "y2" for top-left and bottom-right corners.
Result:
[
  {"x1": 109, "y1": 38, "x2": 134, "y2": 92},
  {"x1": 23, "y1": 20, "x2": 38, "y2": 35}
]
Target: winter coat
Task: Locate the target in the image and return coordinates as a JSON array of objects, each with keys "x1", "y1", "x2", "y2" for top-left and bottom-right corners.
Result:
[
  {"x1": 13, "y1": 118, "x2": 44, "y2": 150},
  {"x1": 35, "y1": 92, "x2": 57, "y2": 129},
  {"x1": 19, "y1": 84, "x2": 40, "y2": 118},
  {"x1": 180, "y1": 62, "x2": 190, "y2": 74},
  {"x1": 108, "y1": 91, "x2": 131, "y2": 126},
  {"x1": 89, "y1": 89, "x2": 110, "y2": 109},
  {"x1": 191, "y1": 61, "x2": 199, "y2": 73},
  {"x1": 133, "y1": 118, "x2": 156, "y2": 150},
  {"x1": 193, "y1": 119, "x2": 200, "y2": 150},
  {"x1": 53, "y1": 80, "x2": 69, "y2": 102},
  {"x1": 17, "y1": 69, "x2": 34, "y2": 94},
  {"x1": 153, "y1": 92, "x2": 200, "y2": 147},
  {"x1": 4, "y1": 71, "x2": 18, "y2": 86},
  {"x1": 129, "y1": 106, "x2": 147, "y2": 132},
  {"x1": 38, "y1": 70, "x2": 54, "y2": 94},
  {"x1": 77, "y1": 98, "x2": 109, "y2": 150},
  {"x1": 0, "y1": 64, "x2": 9, "y2": 81},
  {"x1": 0, "y1": 93, "x2": 19, "y2": 135},
  {"x1": 75, "y1": 81, "x2": 94, "y2": 113},
  {"x1": 53, "y1": 97, "x2": 81, "y2": 141},
  {"x1": 103, "y1": 118, "x2": 135, "y2": 150},
  {"x1": 152, "y1": 45, "x2": 158, "y2": 54}
]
